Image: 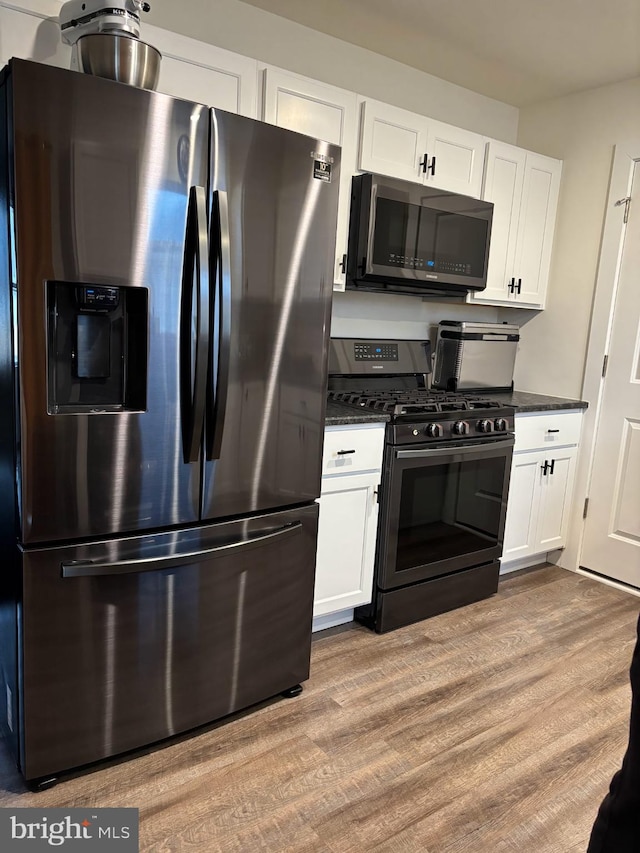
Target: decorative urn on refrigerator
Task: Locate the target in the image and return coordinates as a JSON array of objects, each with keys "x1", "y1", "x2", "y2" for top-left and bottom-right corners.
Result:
[{"x1": 0, "y1": 58, "x2": 339, "y2": 788}]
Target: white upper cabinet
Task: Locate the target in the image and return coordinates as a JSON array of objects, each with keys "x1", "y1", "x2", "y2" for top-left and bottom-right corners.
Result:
[
  {"x1": 359, "y1": 99, "x2": 485, "y2": 197},
  {"x1": 146, "y1": 27, "x2": 258, "y2": 117},
  {"x1": 470, "y1": 142, "x2": 562, "y2": 309},
  {"x1": 513, "y1": 152, "x2": 562, "y2": 305},
  {"x1": 262, "y1": 67, "x2": 358, "y2": 291}
]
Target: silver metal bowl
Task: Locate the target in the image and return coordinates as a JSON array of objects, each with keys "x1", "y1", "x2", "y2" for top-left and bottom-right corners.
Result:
[{"x1": 76, "y1": 33, "x2": 161, "y2": 91}]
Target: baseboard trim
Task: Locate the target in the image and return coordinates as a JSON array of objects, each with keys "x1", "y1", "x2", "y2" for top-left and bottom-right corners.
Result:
[
  {"x1": 500, "y1": 554, "x2": 550, "y2": 574},
  {"x1": 577, "y1": 567, "x2": 640, "y2": 598},
  {"x1": 312, "y1": 609, "x2": 354, "y2": 633}
]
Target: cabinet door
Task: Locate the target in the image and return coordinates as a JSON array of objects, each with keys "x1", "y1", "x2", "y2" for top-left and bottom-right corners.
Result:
[
  {"x1": 512, "y1": 152, "x2": 562, "y2": 307},
  {"x1": 502, "y1": 451, "x2": 542, "y2": 561},
  {"x1": 470, "y1": 141, "x2": 526, "y2": 305},
  {"x1": 536, "y1": 450, "x2": 577, "y2": 551},
  {"x1": 314, "y1": 473, "x2": 379, "y2": 617},
  {"x1": 425, "y1": 120, "x2": 485, "y2": 197},
  {"x1": 147, "y1": 26, "x2": 258, "y2": 116},
  {"x1": 263, "y1": 68, "x2": 358, "y2": 290},
  {"x1": 359, "y1": 99, "x2": 428, "y2": 183}
]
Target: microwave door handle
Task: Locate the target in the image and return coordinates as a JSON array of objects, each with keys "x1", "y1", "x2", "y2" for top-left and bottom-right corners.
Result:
[
  {"x1": 180, "y1": 185, "x2": 210, "y2": 463},
  {"x1": 206, "y1": 190, "x2": 232, "y2": 462}
]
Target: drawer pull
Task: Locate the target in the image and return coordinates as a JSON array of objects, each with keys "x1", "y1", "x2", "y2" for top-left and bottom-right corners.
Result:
[
  {"x1": 547, "y1": 429, "x2": 560, "y2": 433},
  {"x1": 336, "y1": 449, "x2": 356, "y2": 455}
]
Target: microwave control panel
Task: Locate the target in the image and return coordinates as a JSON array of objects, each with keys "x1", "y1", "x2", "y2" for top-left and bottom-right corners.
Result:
[{"x1": 354, "y1": 342, "x2": 399, "y2": 361}]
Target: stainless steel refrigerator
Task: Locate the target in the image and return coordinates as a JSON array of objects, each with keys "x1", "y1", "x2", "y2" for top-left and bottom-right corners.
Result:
[{"x1": 0, "y1": 59, "x2": 340, "y2": 787}]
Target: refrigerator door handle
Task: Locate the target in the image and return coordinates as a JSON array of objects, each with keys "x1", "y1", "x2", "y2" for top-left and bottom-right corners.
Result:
[
  {"x1": 206, "y1": 189, "x2": 232, "y2": 461},
  {"x1": 61, "y1": 521, "x2": 302, "y2": 577},
  {"x1": 180, "y1": 185, "x2": 210, "y2": 463}
]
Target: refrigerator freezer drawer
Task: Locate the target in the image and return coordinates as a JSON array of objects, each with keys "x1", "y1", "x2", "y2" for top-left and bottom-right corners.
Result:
[{"x1": 19, "y1": 504, "x2": 318, "y2": 782}]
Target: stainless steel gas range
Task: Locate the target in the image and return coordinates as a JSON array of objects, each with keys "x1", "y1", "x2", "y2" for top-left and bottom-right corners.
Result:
[{"x1": 328, "y1": 338, "x2": 515, "y2": 633}]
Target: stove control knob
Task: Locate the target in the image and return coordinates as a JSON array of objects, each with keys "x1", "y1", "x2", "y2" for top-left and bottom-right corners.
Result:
[
  {"x1": 412, "y1": 429, "x2": 420, "y2": 436},
  {"x1": 477, "y1": 419, "x2": 494, "y2": 433},
  {"x1": 452, "y1": 420, "x2": 469, "y2": 436},
  {"x1": 494, "y1": 418, "x2": 508, "y2": 432},
  {"x1": 425, "y1": 422, "x2": 443, "y2": 438}
]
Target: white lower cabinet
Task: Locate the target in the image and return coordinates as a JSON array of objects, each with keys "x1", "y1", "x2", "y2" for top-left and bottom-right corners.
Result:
[
  {"x1": 313, "y1": 423, "x2": 385, "y2": 630},
  {"x1": 501, "y1": 411, "x2": 581, "y2": 570}
]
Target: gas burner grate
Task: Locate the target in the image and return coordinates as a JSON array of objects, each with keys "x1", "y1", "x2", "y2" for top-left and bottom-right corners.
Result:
[{"x1": 328, "y1": 389, "x2": 505, "y2": 416}]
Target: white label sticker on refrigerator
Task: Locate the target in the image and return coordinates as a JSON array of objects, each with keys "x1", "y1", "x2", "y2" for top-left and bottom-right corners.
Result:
[
  {"x1": 313, "y1": 160, "x2": 332, "y2": 182},
  {"x1": 6, "y1": 684, "x2": 12, "y2": 732}
]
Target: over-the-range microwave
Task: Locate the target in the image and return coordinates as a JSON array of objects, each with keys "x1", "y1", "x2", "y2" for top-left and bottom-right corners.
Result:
[{"x1": 346, "y1": 173, "x2": 493, "y2": 298}]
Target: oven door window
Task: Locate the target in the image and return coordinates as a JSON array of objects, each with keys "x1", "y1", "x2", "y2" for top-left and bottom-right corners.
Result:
[{"x1": 380, "y1": 442, "x2": 512, "y2": 588}]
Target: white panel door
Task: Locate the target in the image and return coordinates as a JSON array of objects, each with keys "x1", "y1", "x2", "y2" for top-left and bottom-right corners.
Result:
[
  {"x1": 314, "y1": 475, "x2": 379, "y2": 617},
  {"x1": 513, "y1": 152, "x2": 562, "y2": 307},
  {"x1": 146, "y1": 26, "x2": 258, "y2": 116},
  {"x1": 581, "y1": 162, "x2": 640, "y2": 585},
  {"x1": 425, "y1": 120, "x2": 485, "y2": 197},
  {"x1": 471, "y1": 141, "x2": 525, "y2": 304},
  {"x1": 502, "y1": 452, "x2": 542, "y2": 561},
  {"x1": 537, "y1": 451, "x2": 577, "y2": 551},
  {"x1": 263, "y1": 68, "x2": 358, "y2": 290},
  {"x1": 359, "y1": 99, "x2": 428, "y2": 183}
]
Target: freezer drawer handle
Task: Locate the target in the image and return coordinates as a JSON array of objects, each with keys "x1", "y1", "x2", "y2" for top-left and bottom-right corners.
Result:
[
  {"x1": 206, "y1": 189, "x2": 232, "y2": 461},
  {"x1": 60, "y1": 522, "x2": 302, "y2": 578}
]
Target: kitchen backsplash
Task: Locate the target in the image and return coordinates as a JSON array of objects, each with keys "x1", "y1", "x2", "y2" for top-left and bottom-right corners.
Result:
[{"x1": 330, "y1": 290, "x2": 502, "y2": 342}]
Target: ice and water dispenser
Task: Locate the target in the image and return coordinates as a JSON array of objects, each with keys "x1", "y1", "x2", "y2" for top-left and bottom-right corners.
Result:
[{"x1": 47, "y1": 281, "x2": 147, "y2": 413}]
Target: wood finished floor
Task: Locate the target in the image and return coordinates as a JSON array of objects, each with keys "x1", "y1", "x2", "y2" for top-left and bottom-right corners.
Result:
[{"x1": 1, "y1": 565, "x2": 638, "y2": 852}]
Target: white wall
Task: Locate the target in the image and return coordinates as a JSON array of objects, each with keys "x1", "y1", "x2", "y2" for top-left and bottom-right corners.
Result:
[
  {"x1": 505, "y1": 76, "x2": 640, "y2": 399},
  {"x1": 332, "y1": 291, "x2": 499, "y2": 343},
  {"x1": 147, "y1": 0, "x2": 518, "y2": 141}
]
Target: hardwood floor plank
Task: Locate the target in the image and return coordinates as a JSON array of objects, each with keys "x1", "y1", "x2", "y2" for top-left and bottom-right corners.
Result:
[{"x1": 0, "y1": 566, "x2": 636, "y2": 852}]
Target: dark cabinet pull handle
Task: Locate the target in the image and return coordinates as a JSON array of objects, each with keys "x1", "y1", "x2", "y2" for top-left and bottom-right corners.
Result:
[
  {"x1": 337, "y1": 449, "x2": 356, "y2": 455},
  {"x1": 429, "y1": 156, "x2": 436, "y2": 176},
  {"x1": 549, "y1": 459, "x2": 555, "y2": 475},
  {"x1": 547, "y1": 429, "x2": 560, "y2": 433},
  {"x1": 541, "y1": 460, "x2": 549, "y2": 475},
  {"x1": 419, "y1": 153, "x2": 428, "y2": 174},
  {"x1": 339, "y1": 253, "x2": 347, "y2": 274},
  {"x1": 508, "y1": 278, "x2": 515, "y2": 293},
  {"x1": 515, "y1": 278, "x2": 522, "y2": 295}
]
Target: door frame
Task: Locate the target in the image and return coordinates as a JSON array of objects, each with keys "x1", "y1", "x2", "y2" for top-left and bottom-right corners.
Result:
[{"x1": 557, "y1": 141, "x2": 640, "y2": 596}]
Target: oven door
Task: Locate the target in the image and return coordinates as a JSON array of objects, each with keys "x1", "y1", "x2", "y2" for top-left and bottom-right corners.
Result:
[{"x1": 377, "y1": 436, "x2": 514, "y2": 589}]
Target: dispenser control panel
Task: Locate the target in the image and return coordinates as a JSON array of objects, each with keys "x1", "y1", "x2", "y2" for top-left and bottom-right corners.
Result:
[{"x1": 76, "y1": 286, "x2": 120, "y2": 311}]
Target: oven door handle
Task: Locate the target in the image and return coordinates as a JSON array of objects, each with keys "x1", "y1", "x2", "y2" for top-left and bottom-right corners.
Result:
[{"x1": 395, "y1": 437, "x2": 515, "y2": 460}]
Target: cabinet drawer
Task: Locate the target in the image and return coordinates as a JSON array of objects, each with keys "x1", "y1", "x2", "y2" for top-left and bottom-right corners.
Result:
[
  {"x1": 322, "y1": 424, "x2": 385, "y2": 476},
  {"x1": 514, "y1": 410, "x2": 583, "y2": 452}
]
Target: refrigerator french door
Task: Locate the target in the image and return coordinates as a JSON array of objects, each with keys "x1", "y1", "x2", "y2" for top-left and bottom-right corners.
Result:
[
  {"x1": 0, "y1": 59, "x2": 339, "y2": 784},
  {"x1": 9, "y1": 59, "x2": 338, "y2": 543}
]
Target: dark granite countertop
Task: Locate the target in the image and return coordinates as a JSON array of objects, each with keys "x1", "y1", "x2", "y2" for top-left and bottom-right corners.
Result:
[
  {"x1": 324, "y1": 391, "x2": 587, "y2": 426},
  {"x1": 492, "y1": 390, "x2": 588, "y2": 413},
  {"x1": 325, "y1": 401, "x2": 390, "y2": 426}
]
